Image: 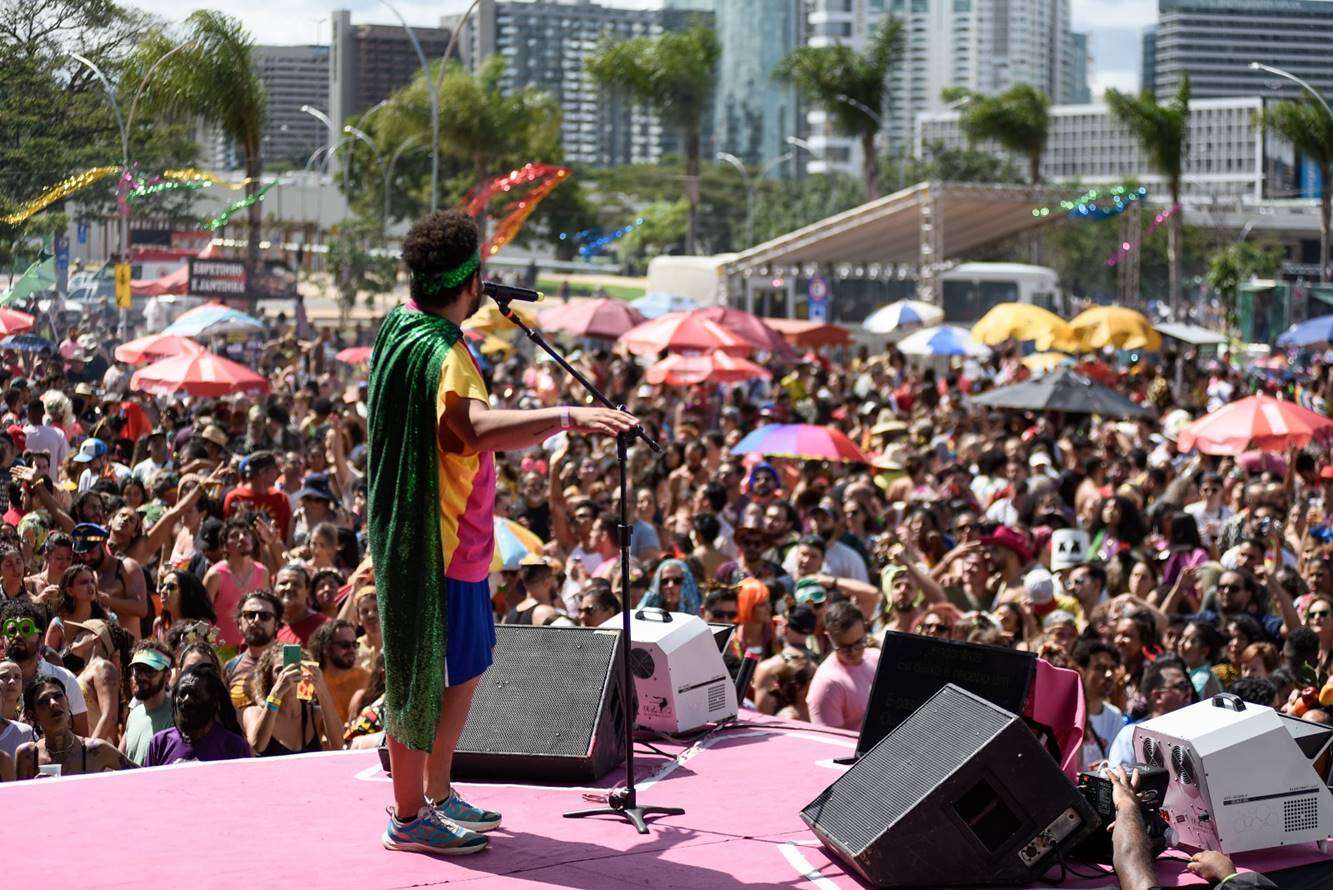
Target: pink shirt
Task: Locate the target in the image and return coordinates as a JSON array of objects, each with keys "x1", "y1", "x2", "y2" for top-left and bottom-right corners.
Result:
[
  {"x1": 808, "y1": 648, "x2": 880, "y2": 731},
  {"x1": 212, "y1": 560, "x2": 270, "y2": 647}
]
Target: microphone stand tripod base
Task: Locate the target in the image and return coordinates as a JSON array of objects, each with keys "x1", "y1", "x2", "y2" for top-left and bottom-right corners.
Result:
[{"x1": 564, "y1": 788, "x2": 685, "y2": 835}]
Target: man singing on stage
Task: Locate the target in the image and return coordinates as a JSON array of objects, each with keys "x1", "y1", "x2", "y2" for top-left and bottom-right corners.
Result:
[{"x1": 367, "y1": 210, "x2": 637, "y2": 855}]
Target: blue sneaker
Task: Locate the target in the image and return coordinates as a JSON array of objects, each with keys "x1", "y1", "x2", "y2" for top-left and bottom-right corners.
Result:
[
  {"x1": 381, "y1": 807, "x2": 489, "y2": 855},
  {"x1": 430, "y1": 790, "x2": 502, "y2": 832}
]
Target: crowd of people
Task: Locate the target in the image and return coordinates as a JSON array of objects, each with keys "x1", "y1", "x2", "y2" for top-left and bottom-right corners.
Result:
[{"x1": 0, "y1": 288, "x2": 1331, "y2": 801}]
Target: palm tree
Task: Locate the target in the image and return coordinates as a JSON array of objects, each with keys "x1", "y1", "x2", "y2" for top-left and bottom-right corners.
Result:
[
  {"x1": 136, "y1": 12, "x2": 266, "y2": 305},
  {"x1": 1106, "y1": 75, "x2": 1191, "y2": 320},
  {"x1": 1259, "y1": 97, "x2": 1333, "y2": 282},
  {"x1": 774, "y1": 18, "x2": 904, "y2": 201},
  {"x1": 586, "y1": 24, "x2": 719, "y2": 254},
  {"x1": 954, "y1": 85, "x2": 1051, "y2": 184}
]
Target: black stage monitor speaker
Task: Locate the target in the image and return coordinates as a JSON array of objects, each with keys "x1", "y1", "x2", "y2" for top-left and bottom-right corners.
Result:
[
  {"x1": 802, "y1": 684, "x2": 1096, "y2": 888},
  {"x1": 453, "y1": 625, "x2": 626, "y2": 783},
  {"x1": 857, "y1": 631, "x2": 1036, "y2": 756}
]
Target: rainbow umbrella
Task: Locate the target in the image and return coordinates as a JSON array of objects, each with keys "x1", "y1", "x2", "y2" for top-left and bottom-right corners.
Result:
[
  {"x1": 730, "y1": 423, "x2": 870, "y2": 464},
  {"x1": 492, "y1": 517, "x2": 544, "y2": 572}
]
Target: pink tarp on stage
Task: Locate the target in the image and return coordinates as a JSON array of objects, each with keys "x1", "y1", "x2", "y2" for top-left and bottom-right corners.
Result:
[{"x1": 2, "y1": 714, "x2": 1328, "y2": 888}]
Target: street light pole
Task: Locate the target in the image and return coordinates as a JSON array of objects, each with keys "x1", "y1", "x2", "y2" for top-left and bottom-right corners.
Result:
[
  {"x1": 1249, "y1": 62, "x2": 1333, "y2": 123},
  {"x1": 70, "y1": 53, "x2": 129, "y2": 277},
  {"x1": 716, "y1": 152, "x2": 754, "y2": 249},
  {"x1": 344, "y1": 124, "x2": 389, "y2": 240},
  {"x1": 379, "y1": 0, "x2": 440, "y2": 212},
  {"x1": 384, "y1": 136, "x2": 422, "y2": 238}
]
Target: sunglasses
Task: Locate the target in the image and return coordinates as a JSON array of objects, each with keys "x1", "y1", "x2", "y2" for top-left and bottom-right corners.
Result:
[
  {"x1": 1308, "y1": 609, "x2": 1332, "y2": 620},
  {"x1": 660, "y1": 576, "x2": 684, "y2": 587},
  {"x1": 330, "y1": 640, "x2": 357, "y2": 650},
  {"x1": 835, "y1": 635, "x2": 868, "y2": 655},
  {"x1": 2, "y1": 617, "x2": 37, "y2": 639},
  {"x1": 708, "y1": 610, "x2": 739, "y2": 621},
  {"x1": 240, "y1": 610, "x2": 277, "y2": 622},
  {"x1": 922, "y1": 622, "x2": 952, "y2": 635}
]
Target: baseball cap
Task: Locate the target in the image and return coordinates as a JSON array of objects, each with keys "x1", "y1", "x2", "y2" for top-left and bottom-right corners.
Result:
[
  {"x1": 1023, "y1": 568, "x2": 1056, "y2": 605},
  {"x1": 794, "y1": 578, "x2": 828, "y2": 606},
  {"x1": 70, "y1": 522, "x2": 109, "y2": 553},
  {"x1": 129, "y1": 648, "x2": 171, "y2": 672},
  {"x1": 72, "y1": 437, "x2": 108, "y2": 463}
]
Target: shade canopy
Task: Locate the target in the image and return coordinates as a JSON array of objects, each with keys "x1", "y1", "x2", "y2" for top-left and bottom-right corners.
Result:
[
  {"x1": 0, "y1": 334, "x2": 54, "y2": 353},
  {"x1": 130, "y1": 351, "x2": 270, "y2": 397},
  {"x1": 1175, "y1": 394, "x2": 1333, "y2": 455},
  {"x1": 731, "y1": 423, "x2": 870, "y2": 463},
  {"x1": 161, "y1": 302, "x2": 265, "y2": 338},
  {"x1": 492, "y1": 518, "x2": 544, "y2": 572},
  {"x1": 971, "y1": 303, "x2": 1073, "y2": 350},
  {"x1": 537, "y1": 298, "x2": 645, "y2": 340},
  {"x1": 968, "y1": 367, "x2": 1153, "y2": 418},
  {"x1": 644, "y1": 352, "x2": 772, "y2": 387},
  {"x1": 897, "y1": 324, "x2": 991, "y2": 358},
  {"x1": 619, "y1": 310, "x2": 755, "y2": 356},
  {"x1": 762, "y1": 318, "x2": 854, "y2": 348},
  {"x1": 1069, "y1": 306, "x2": 1161, "y2": 351},
  {"x1": 335, "y1": 345, "x2": 373, "y2": 365},
  {"x1": 0, "y1": 308, "x2": 35, "y2": 336},
  {"x1": 862, "y1": 299, "x2": 943, "y2": 335},
  {"x1": 1155, "y1": 322, "x2": 1227, "y2": 347},
  {"x1": 114, "y1": 333, "x2": 205, "y2": 365},
  {"x1": 693, "y1": 306, "x2": 790, "y2": 355},
  {"x1": 1276, "y1": 314, "x2": 1333, "y2": 349},
  {"x1": 462, "y1": 301, "x2": 536, "y2": 337}
]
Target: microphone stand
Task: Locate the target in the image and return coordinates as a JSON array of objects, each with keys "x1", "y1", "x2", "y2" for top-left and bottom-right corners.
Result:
[{"x1": 492, "y1": 298, "x2": 683, "y2": 835}]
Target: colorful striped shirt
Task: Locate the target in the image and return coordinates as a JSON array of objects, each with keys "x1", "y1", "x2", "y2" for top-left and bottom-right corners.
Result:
[{"x1": 434, "y1": 340, "x2": 496, "y2": 582}]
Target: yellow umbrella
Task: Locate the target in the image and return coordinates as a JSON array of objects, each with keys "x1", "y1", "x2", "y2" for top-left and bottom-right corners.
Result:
[
  {"x1": 463, "y1": 301, "x2": 537, "y2": 337},
  {"x1": 971, "y1": 303, "x2": 1075, "y2": 351},
  {"x1": 491, "y1": 518, "x2": 545, "y2": 572},
  {"x1": 1068, "y1": 306, "x2": 1162, "y2": 351},
  {"x1": 1021, "y1": 351, "x2": 1073, "y2": 374}
]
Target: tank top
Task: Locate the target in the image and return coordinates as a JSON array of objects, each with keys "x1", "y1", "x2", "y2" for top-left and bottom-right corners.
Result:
[
  {"x1": 257, "y1": 702, "x2": 323, "y2": 757},
  {"x1": 213, "y1": 560, "x2": 270, "y2": 647}
]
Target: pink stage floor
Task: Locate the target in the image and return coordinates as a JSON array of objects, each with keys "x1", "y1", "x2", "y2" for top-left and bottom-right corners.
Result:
[{"x1": 4, "y1": 714, "x2": 1330, "y2": 889}]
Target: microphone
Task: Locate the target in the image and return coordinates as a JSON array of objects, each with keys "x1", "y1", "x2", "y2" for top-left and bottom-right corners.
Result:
[{"x1": 482, "y1": 280, "x2": 542, "y2": 303}]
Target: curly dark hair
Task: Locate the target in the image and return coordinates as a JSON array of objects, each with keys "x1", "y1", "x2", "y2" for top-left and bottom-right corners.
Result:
[
  {"x1": 401, "y1": 210, "x2": 481, "y2": 309},
  {"x1": 308, "y1": 618, "x2": 355, "y2": 668}
]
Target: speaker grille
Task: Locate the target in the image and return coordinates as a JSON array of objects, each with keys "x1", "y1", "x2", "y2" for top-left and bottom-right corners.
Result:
[
  {"x1": 808, "y1": 686, "x2": 1011, "y2": 855},
  {"x1": 459, "y1": 627, "x2": 619, "y2": 759},
  {"x1": 707, "y1": 682, "x2": 726, "y2": 713},
  {"x1": 1284, "y1": 797, "x2": 1319, "y2": 833}
]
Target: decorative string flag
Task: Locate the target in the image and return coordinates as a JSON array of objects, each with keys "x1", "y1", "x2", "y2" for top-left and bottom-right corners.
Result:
[
  {"x1": 205, "y1": 180, "x2": 282, "y2": 230},
  {"x1": 1106, "y1": 204, "x2": 1179, "y2": 268},
  {"x1": 127, "y1": 178, "x2": 208, "y2": 202},
  {"x1": 163, "y1": 168, "x2": 252, "y2": 190},
  {"x1": 464, "y1": 163, "x2": 571, "y2": 257},
  {"x1": 1, "y1": 166, "x2": 121, "y2": 225},
  {"x1": 577, "y1": 217, "x2": 647, "y2": 258},
  {"x1": 1032, "y1": 185, "x2": 1148, "y2": 221}
]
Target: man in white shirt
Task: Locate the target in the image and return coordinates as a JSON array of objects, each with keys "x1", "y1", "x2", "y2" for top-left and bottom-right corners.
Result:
[
  {"x1": 74, "y1": 437, "x2": 131, "y2": 492},
  {"x1": 1184, "y1": 471, "x2": 1232, "y2": 548},
  {"x1": 20, "y1": 400, "x2": 67, "y2": 481},
  {"x1": 131, "y1": 428, "x2": 173, "y2": 484}
]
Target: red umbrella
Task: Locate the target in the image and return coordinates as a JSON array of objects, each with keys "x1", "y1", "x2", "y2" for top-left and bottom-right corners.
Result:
[
  {"x1": 694, "y1": 306, "x2": 790, "y2": 354},
  {"x1": 130, "y1": 351, "x2": 270, "y2": 398},
  {"x1": 114, "y1": 333, "x2": 205, "y2": 365},
  {"x1": 0, "y1": 308, "x2": 35, "y2": 336},
  {"x1": 1176, "y1": 394, "x2": 1333, "y2": 455},
  {"x1": 537, "y1": 298, "x2": 645, "y2": 340},
  {"x1": 336, "y1": 345, "x2": 373, "y2": 364},
  {"x1": 619, "y1": 311, "x2": 755, "y2": 356},
  {"x1": 644, "y1": 353, "x2": 772, "y2": 387},
  {"x1": 761, "y1": 317, "x2": 853, "y2": 348}
]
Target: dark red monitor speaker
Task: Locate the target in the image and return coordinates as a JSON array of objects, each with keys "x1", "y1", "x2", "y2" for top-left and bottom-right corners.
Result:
[{"x1": 802, "y1": 684, "x2": 1096, "y2": 887}]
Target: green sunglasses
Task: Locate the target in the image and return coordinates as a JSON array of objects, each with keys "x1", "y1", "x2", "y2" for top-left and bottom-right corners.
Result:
[{"x1": 2, "y1": 617, "x2": 38, "y2": 639}]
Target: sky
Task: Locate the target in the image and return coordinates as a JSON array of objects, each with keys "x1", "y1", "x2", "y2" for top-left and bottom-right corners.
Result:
[{"x1": 122, "y1": 0, "x2": 1157, "y2": 98}]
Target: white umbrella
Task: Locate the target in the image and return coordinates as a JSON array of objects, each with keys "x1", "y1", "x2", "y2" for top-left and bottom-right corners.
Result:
[
  {"x1": 862, "y1": 299, "x2": 944, "y2": 334},
  {"x1": 896, "y1": 324, "x2": 992, "y2": 358}
]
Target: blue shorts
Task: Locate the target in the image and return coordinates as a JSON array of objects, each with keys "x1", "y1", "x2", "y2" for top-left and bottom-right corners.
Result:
[{"x1": 444, "y1": 576, "x2": 496, "y2": 687}]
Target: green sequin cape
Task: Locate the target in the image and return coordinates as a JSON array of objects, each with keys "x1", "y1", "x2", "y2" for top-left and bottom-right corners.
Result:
[{"x1": 367, "y1": 304, "x2": 461, "y2": 751}]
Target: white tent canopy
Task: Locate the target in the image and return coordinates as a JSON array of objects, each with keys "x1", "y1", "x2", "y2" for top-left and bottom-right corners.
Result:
[{"x1": 1155, "y1": 322, "x2": 1227, "y2": 346}]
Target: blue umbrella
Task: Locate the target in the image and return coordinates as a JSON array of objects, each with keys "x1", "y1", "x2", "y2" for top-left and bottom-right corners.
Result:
[
  {"x1": 0, "y1": 334, "x2": 54, "y2": 353},
  {"x1": 631, "y1": 291, "x2": 698, "y2": 319},
  {"x1": 896, "y1": 324, "x2": 991, "y2": 358},
  {"x1": 1276, "y1": 314, "x2": 1333, "y2": 349}
]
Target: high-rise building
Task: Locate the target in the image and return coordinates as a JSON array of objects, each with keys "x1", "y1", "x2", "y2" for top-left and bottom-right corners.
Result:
[
  {"x1": 917, "y1": 96, "x2": 1297, "y2": 202},
  {"x1": 802, "y1": 0, "x2": 1090, "y2": 179},
  {"x1": 1141, "y1": 26, "x2": 1158, "y2": 95},
  {"x1": 256, "y1": 45, "x2": 330, "y2": 169},
  {"x1": 328, "y1": 10, "x2": 454, "y2": 152},
  {"x1": 1066, "y1": 31, "x2": 1092, "y2": 104},
  {"x1": 1148, "y1": 0, "x2": 1333, "y2": 101},
  {"x1": 459, "y1": 0, "x2": 712, "y2": 167},
  {"x1": 714, "y1": 0, "x2": 804, "y2": 172}
]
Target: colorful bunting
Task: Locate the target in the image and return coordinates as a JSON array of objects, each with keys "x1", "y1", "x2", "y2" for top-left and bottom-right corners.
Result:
[
  {"x1": 464, "y1": 164, "x2": 572, "y2": 257},
  {"x1": 1, "y1": 167, "x2": 121, "y2": 225},
  {"x1": 205, "y1": 181, "x2": 282, "y2": 231}
]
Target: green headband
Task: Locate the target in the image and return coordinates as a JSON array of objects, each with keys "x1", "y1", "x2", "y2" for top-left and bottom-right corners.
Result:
[{"x1": 414, "y1": 252, "x2": 480, "y2": 296}]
